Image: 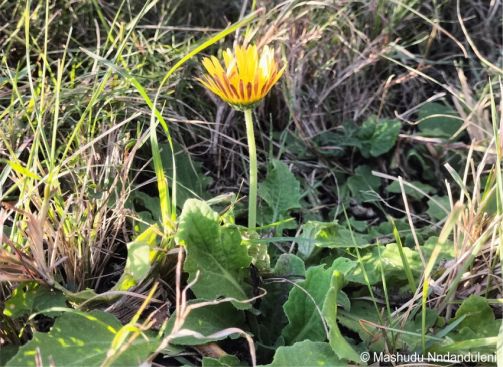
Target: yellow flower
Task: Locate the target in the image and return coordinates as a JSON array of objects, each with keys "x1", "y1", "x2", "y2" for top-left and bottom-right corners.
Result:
[{"x1": 198, "y1": 44, "x2": 285, "y2": 109}]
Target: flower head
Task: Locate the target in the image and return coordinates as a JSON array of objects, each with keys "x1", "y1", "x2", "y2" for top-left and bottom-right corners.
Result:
[{"x1": 198, "y1": 44, "x2": 285, "y2": 109}]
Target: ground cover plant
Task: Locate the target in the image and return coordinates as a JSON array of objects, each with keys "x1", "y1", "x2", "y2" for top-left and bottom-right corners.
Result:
[{"x1": 0, "y1": 0, "x2": 502, "y2": 366}]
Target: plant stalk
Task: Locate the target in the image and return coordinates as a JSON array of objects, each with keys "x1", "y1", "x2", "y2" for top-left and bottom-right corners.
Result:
[{"x1": 244, "y1": 108, "x2": 257, "y2": 231}]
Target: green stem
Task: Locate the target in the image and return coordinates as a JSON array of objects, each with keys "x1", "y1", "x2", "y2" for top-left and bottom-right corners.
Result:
[{"x1": 244, "y1": 108, "x2": 257, "y2": 231}]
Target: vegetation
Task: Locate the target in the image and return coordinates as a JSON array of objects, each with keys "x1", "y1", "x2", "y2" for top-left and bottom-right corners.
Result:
[{"x1": 0, "y1": 0, "x2": 502, "y2": 366}]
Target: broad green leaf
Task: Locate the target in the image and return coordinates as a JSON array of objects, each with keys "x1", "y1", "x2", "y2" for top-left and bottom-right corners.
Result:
[
  {"x1": 273, "y1": 253, "x2": 305, "y2": 278},
  {"x1": 429, "y1": 296, "x2": 500, "y2": 355},
  {"x1": 399, "y1": 308, "x2": 438, "y2": 351},
  {"x1": 113, "y1": 224, "x2": 159, "y2": 291},
  {"x1": 5, "y1": 311, "x2": 157, "y2": 367},
  {"x1": 322, "y1": 271, "x2": 360, "y2": 362},
  {"x1": 356, "y1": 117, "x2": 401, "y2": 158},
  {"x1": 429, "y1": 336, "x2": 498, "y2": 355},
  {"x1": 258, "y1": 160, "x2": 301, "y2": 221},
  {"x1": 281, "y1": 258, "x2": 356, "y2": 344},
  {"x1": 297, "y1": 222, "x2": 371, "y2": 259},
  {"x1": 126, "y1": 191, "x2": 161, "y2": 227},
  {"x1": 164, "y1": 301, "x2": 245, "y2": 345},
  {"x1": 281, "y1": 264, "x2": 332, "y2": 344},
  {"x1": 246, "y1": 232, "x2": 271, "y2": 271},
  {"x1": 338, "y1": 301, "x2": 383, "y2": 352},
  {"x1": 177, "y1": 199, "x2": 252, "y2": 309},
  {"x1": 257, "y1": 254, "x2": 306, "y2": 346},
  {"x1": 404, "y1": 146, "x2": 437, "y2": 180},
  {"x1": 263, "y1": 340, "x2": 346, "y2": 367},
  {"x1": 4, "y1": 283, "x2": 66, "y2": 318},
  {"x1": 417, "y1": 102, "x2": 461, "y2": 138},
  {"x1": 452, "y1": 296, "x2": 500, "y2": 339},
  {"x1": 0, "y1": 346, "x2": 17, "y2": 366},
  {"x1": 296, "y1": 221, "x2": 325, "y2": 259},
  {"x1": 346, "y1": 165, "x2": 381, "y2": 202},
  {"x1": 422, "y1": 236, "x2": 454, "y2": 267},
  {"x1": 338, "y1": 301, "x2": 438, "y2": 353},
  {"x1": 347, "y1": 243, "x2": 426, "y2": 286},
  {"x1": 426, "y1": 195, "x2": 450, "y2": 221}
]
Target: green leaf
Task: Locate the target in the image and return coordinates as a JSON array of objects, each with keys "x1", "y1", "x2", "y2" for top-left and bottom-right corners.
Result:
[
  {"x1": 257, "y1": 254, "x2": 306, "y2": 346},
  {"x1": 346, "y1": 165, "x2": 381, "y2": 202},
  {"x1": 0, "y1": 346, "x2": 18, "y2": 366},
  {"x1": 281, "y1": 264, "x2": 332, "y2": 344},
  {"x1": 202, "y1": 355, "x2": 241, "y2": 367},
  {"x1": 164, "y1": 301, "x2": 245, "y2": 345},
  {"x1": 338, "y1": 301, "x2": 384, "y2": 352},
  {"x1": 126, "y1": 191, "x2": 161, "y2": 227},
  {"x1": 297, "y1": 222, "x2": 371, "y2": 253},
  {"x1": 296, "y1": 221, "x2": 324, "y2": 259},
  {"x1": 346, "y1": 243, "x2": 424, "y2": 286},
  {"x1": 263, "y1": 340, "x2": 346, "y2": 367},
  {"x1": 426, "y1": 196, "x2": 450, "y2": 221},
  {"x1": 4, "y1": 283, "x2": 66, "y2": 318},
  {"x1": 385, "y1": 180, "x2": 436, "y2": 200},
  {"x1": 400, "y1": 308, "x2": 438, "y2": 350},
  {"x1": 322, "y1": 271, "x2": 360, "y2": 362},
  {"x1": 258, "y1": 160, "x2": 301, "y2": 221},
  {"x1": 417, "y1": 102, "x2": 461, "y2": 138},
  {"x1": 429, "y1": 296, "x2": 500, "y2": 355},
  {"x1": 356, "y1": 117, "x2": 401, "y2": 158},
  {"x1": 273, "y1": 253, "x2": 305, "y2": 278},
  {"x1": 246, "y1": 232, "x2": 271, "y2": 271},
  {"x1": 5, "y1": 311, "x2": 157, "y2": 367},
  {"x1": 177, "y1": 199, "x2": 252, "y2": 309},
  {"x1": 281, "y1": 258, "x2": 356, "y2": 344},
  {"x1": 159, "y1": 142, "x2": 212, "y2": 207},
  {"x1": 113, "y1": 224, "x2": 159, "y2": 291},
  {"x1": 452, "y1": 296, "x2": 500, "y2": 339}
]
